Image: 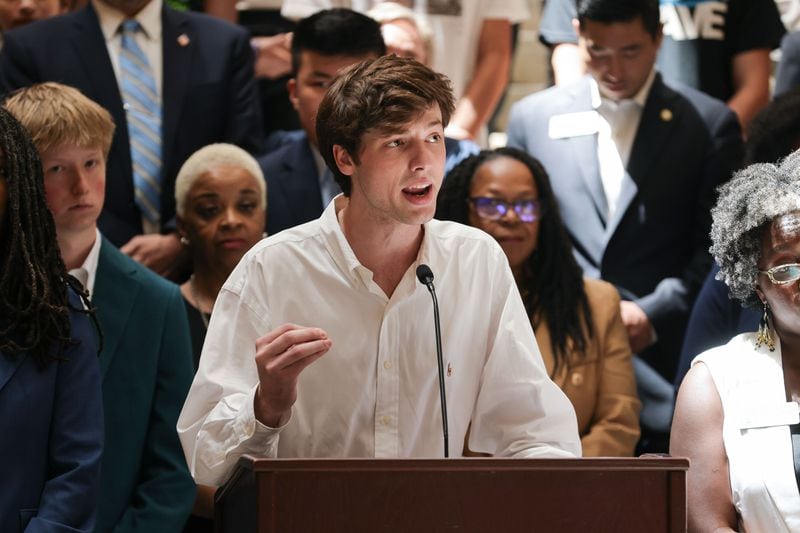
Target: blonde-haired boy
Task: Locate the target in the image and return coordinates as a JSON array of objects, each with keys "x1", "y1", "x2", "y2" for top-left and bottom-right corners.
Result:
[{"x1": 5, "y1": 82, "x2": 196, "y2": 532}]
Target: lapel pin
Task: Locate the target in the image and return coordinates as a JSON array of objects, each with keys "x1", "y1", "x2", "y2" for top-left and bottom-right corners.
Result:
[
  {"x1": 660, "y1": 108, "x2": 673, "y2": 122},
  {"x1": 177, "y1": 34, "x2": 190, "y2": 47}
]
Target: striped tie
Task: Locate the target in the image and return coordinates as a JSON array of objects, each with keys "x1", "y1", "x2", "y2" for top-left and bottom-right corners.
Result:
[{"x1": 119, "y1": 19, "x2": 162, "y2": 224}]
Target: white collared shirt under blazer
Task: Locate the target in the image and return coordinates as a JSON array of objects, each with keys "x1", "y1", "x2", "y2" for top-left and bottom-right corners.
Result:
[
  {"x1": 178, "y1": 198, "x2": 581, "y2": 486},
  {"x1": 694, "y1": 333, "x2": 800, "y2": 532}
]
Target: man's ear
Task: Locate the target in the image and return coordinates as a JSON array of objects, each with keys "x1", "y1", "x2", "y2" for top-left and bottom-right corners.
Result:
[
  {"x1": 333, "y1": 145, "x2": 355, "y2": 176},
  {"x1": 287, "y1": 78, "x2": 299, "y2": 112},
  {"x1": 571, "y1": 18, "x2": 580, "y2": 36}
]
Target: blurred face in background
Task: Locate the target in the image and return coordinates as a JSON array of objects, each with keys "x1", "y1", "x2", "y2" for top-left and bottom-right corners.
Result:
[
  {"x1": 468, "y1": 156, "x2": 541, "y2": 279},
  {"x1": 577, "y1": 16, "x2": 661, "y2": 101},
  {"x1": 380, "y1": 18, "x2": 428, "y2": 65},
  {"x1": 178, "y1": 165, "x2": 266, "y2": 276},
  {"x1": 0, "y1": 0, "x2": 65, "y2": 31},
  {"x1": 289, "y1": 51, "x2": 378, "y2": 148}
]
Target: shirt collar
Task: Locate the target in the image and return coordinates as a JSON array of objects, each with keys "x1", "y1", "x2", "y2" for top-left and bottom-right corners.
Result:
[
  {"x1": 94, "y1": 0, "x2": 162, "y2": 42},
  {"x1": 319, "y1": 196, "x2": 432, "y2": 296},
  {"x1": 68, "y1": 228, "x2": 103, "y2": 297},
  {"x1": 590, "y1": 68, "x2": 657, "y2": 110}
]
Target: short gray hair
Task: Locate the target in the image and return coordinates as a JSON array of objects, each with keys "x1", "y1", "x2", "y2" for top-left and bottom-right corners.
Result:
[
  {"x1": 711, "y1": 149, "x2": 800, "y2": 307},
  {"x1": 174, "y1": 143, "x2": 266, "y2": 218}
]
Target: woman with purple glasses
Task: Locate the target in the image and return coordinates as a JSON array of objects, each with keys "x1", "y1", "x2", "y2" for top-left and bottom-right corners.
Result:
[{"x1": 436, "y1": 147, "x2": 640, "y2": 457}]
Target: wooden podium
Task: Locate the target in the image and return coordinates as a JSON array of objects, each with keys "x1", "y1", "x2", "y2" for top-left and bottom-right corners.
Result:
[{"x1": 215, "y1": 456, "x2": 688, "y2": 532}]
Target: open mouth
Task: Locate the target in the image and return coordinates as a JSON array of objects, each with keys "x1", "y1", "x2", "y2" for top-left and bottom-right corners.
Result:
[{"x1": 402, "y1": 183, "x2": 432, "y2": 199}]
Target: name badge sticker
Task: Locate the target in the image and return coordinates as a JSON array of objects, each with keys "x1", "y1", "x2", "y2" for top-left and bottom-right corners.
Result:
[
  {"x1": 548, "y1": 111, "x2": 600, "y2": 139},
  {"x1": 738, "y1": 401, "x2": 800, "y2": 430}
]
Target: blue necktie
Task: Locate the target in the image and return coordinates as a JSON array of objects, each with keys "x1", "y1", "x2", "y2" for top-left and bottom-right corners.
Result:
[{"x1": 119, "y1": 19, "x2": 162, "y2": 224}]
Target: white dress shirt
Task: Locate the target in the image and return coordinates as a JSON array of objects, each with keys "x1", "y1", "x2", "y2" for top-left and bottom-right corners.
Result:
[
  {"x1": 178, "y1": 196, "x2": 580, "y2": 486},
  {"x1": 68, "y1": 228, "x2": 103, "y2": 299},
  {"x1": 590, "y1": 69, "x2": 655, "y2": 220}
]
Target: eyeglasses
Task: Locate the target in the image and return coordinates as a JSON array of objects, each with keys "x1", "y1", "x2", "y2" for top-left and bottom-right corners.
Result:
[
  {"x1": 759, "y1": 263, "x2": 800, "y2": 285},
  {"x1": 468, "y1": 197, "x2": 541, "y2": 223}
]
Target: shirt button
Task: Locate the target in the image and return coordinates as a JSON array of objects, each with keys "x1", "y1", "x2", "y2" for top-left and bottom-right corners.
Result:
[
  {"x1": 381, "y1": 415, "x2": 391, "y2": 425},
  {"x1": 383, "y1": 361, "x2": 392, "y2": 370}
]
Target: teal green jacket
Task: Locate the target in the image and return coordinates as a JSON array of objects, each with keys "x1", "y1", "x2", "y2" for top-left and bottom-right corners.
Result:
[{"x1": 93, "y1": 238, "x2": 195, "y2": 532}]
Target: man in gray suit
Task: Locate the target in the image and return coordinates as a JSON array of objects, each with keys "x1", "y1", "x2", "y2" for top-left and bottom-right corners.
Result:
[{"x1": 507, "y1": 0, "x2": 742, "y2": 451}]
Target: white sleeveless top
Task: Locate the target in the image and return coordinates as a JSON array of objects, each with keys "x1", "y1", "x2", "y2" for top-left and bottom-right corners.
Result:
[{"x1": 694, "y1": 333, "x2": 800, "y2": 532}]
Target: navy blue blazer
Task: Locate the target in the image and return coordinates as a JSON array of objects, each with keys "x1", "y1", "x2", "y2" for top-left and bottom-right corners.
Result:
[
  {"x1": 259, "y1": 131, "x2": 480, "y2": 235},
  {"x1": 0, "y1": 4, "x2": 265, "y2": 246},
  {"x1": 259, "y1": 132, "x2": 323, "y2": 235},
  {"x1": 0, "y1": 289, "x2": 104, "y2": 533},
  {"x1": 92, "y1": 238, "x2": 195, "y2": 532},
  {"x1": 507, "y1": 74, "x2": 743, "y2": 380}
]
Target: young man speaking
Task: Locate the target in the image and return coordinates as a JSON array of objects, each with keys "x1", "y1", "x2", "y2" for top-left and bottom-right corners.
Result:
[{"x1": 178, "y1": 55, "x2": 580, "y2": 486}]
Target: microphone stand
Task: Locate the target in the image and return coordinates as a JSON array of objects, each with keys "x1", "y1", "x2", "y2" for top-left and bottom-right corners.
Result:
[{"x1": 416, "y1": 265, "x2": 449, "y2": 458}]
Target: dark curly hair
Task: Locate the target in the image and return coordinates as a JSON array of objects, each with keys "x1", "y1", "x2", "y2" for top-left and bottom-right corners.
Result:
[
  {"x1": 0, "y1": 107, "x2": 93, "y2": 367},
  {"x1": 436, "y1": 147, "x2": 594, "y2": 371},
  {"x1": 745, "y1": 88, "x2": 800, "y2": 166},
  {"x1": 710, "y1": 151, "x2": 800, "y2": 308}
]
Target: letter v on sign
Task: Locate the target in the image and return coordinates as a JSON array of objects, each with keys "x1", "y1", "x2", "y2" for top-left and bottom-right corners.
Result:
[{"x1": 660, "y1": 1, "x2": 727, "y2": 42}]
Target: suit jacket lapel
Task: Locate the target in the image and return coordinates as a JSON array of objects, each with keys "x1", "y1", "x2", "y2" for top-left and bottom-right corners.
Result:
[
  {"x1": 93, "y1": 238, "x2": 140, "y2": 378},
  {"x1": 161, "y1": 6, "x2": 192, "y2": 174},
  {"x1": 606, "y1": 75, "x2": 680, "y2": 240},
  {"x1": 70, "y1": 5, "x2": 125, "y2": 125},
  {"x1": 564, "y1": 80, "x2": 608, "y2": 225}
]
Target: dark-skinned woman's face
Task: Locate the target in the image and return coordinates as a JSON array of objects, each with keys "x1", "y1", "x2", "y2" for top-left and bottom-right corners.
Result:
[{"x1": 757, "y1": 210, "x2": 800, "y2": 340}]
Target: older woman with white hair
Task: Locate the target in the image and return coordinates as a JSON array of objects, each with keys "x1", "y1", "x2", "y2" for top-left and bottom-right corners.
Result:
[
  {"x1": 175, "y1": 143, "x2": 266, "y2": 531},
  {"x1": 175, "y1": 143, "x2": 267, "y2": 369},
  {"x1": 671, "y1": 150, "x2": 800, "y2": 531}
]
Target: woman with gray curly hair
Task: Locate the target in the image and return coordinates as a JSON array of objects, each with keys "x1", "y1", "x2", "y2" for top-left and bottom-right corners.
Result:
[{"x1": 671, "y1": 151, "x2": 800, "y2": 531}]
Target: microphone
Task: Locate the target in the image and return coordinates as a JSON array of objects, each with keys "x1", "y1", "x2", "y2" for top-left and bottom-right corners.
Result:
[{"x1": 416, "y1": 264, "x2": 449, "y2": 458}]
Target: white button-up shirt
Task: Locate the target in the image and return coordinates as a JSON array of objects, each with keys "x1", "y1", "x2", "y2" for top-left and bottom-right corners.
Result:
[
  {"x1": 67, "y1": 228, "x2": 103, "y2": 300},
  {"x1": 178, "y1": 197, "x2": 580, "y2": 486},
  {"x1": 591, "y1": 69, "x2": 656, "y2": 220}
]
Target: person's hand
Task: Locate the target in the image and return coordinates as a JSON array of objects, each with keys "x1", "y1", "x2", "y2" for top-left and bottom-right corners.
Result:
[
  {"x1": 619, "y1": 300, "x2": 655, "y2": 354},
  {"x1": 252, "y1": 33, "x2": 292, "y2": 80},
  {"x1": 120, "y1": 232, "x2": 183, "y2": 277},
  {"x1": 254, "y1": 323, "x2": 331, "y2": 427}
]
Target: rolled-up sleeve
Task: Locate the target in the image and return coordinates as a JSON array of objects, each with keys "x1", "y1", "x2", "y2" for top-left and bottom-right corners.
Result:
[{"x1": 177, "y1": 266, "x2": 286, "y2": 487}]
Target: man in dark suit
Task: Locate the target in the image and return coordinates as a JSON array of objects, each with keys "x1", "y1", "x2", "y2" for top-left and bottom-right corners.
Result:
[
  {"x1": 0, "y1": 0, "x2": 264, "y2": 276},
  {"x1": 258, "y1": 9, "x2": 385, "y2": 235},
  {"x1": 6, "y1": 82, "x2": 196, "y2": 532},
  {"x1": 507, "y1": 0, "x2": 742, "y2": 451}
]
